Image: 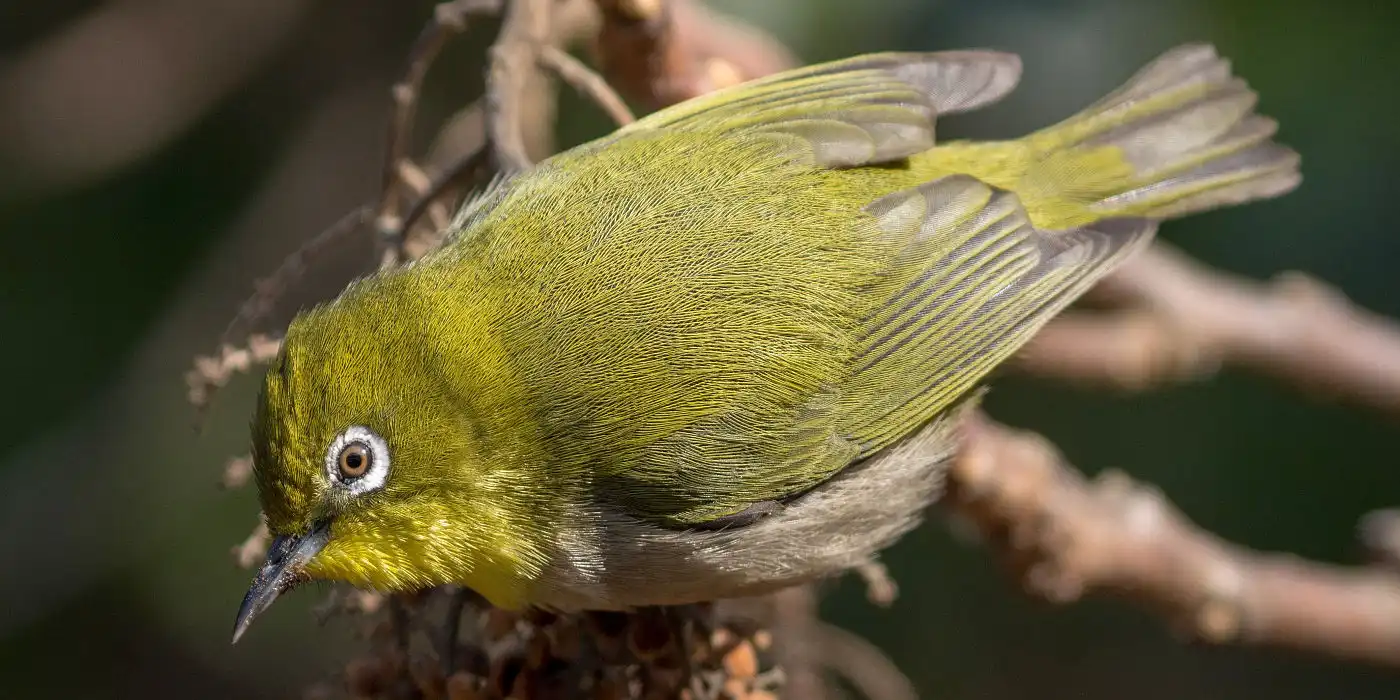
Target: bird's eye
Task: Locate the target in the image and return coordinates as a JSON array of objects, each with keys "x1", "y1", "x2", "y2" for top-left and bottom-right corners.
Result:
[
  {"x1": 324, "y1": 425, "x2": 390, "y2": 496},
  {"x1": 337, "y1": 442, "x2": 371, "y2": 479}
]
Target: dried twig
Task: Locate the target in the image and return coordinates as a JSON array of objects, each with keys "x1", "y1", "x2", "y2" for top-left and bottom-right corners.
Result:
[
  {"x1": 538, "y1": 44, "x2": 636, "y2": 125},
  {"x1": 397, "y1": 142, "x2": 494, "y2": 260},
  {"x1": 770, "y1": 587, "x2": 826, "y2": 700},
  {"x1": 814, "y1": 623, "x2": 918, "y2": 700},
  {"x1": 186, "y1": 333, "x2": 283, "y2": 414},
  {"x1": 217, "y1": 206, "x2": 370, "y2": 350},
  {"x1": 1360, "y1": 510, "x2": 1400, "y2": 573},
  {"x1": 591, "y1": 0, "x2": 797, "y2": 108},
  {"x1": 221, "y1": 455, "x2": 255, "y2": 490},
  {"x1": 0, "y1": 0, "x2": 311, "y2": 194},
  {"x1": 948, "y1": 413, "x2": 1400, "y2": 668},
  {"x1": 486, "y1": 0, "x2": 554, "y2": 174},
  {"x1": 377, "y1": 0, "x2": 503, "y2": 268},
  {"x1": 232, "y1": 516, "x2": 272, "y2": 570},
  {"x1": 854, "y1": 561, "x2": 899, "y2": 608},
  {"x1": 1018, "y1": 243, "x2": 1400, "y2": 416}
]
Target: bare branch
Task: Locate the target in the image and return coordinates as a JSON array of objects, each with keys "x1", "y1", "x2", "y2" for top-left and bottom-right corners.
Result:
[
  {"x1": 948, "y1": 413, "x2": 1400, "y2": 667},
  {"x1": 1360, "y1": 510, "x2": 1400, "y2": 573},
  {"x1": 486, "y1": 0, "x2": 555, "y2": 174},
  {"x1": 221, "y1": 455, "x2": 255, "y2": 490},
  {"x1": 398, "y1": 142, "x2": 493, "y2": 261},
  {"x1": 815, "y1": 623, "x2": 918, "y2": 700},
  {"x1": 1018, "y1": 243, "x2": 1400, "y2": 416},
  {"x1": 195, "y1": 2, "x2": 1400, "y2": 695},
  {"x1": 854, "y1": 561, "x2": 899, "y2": 607},
  {"x1": 232, "y1": 516, "x2": 271, "y2": 570},
  {"x1": 218, "y1": 206, "x2": 370, "y2": 348},
  {"x1": 377, "y1": 0, "x2": 502, "y2": 268},
  {"x1": 770, "y1": 587, "x2": 826, "y2": 700},
  {"x1": 0, "y1": 0, "x2": 312, "y2": 195},
  {"x1": 538, "y1": 44, "x2": 636, "y2": 126},
  {"x1": 590, "y1": 0, "x2": 797, "y2": 109},
  {"x1": 186, "y1": 333, "x2": 283, "y2": 413}
]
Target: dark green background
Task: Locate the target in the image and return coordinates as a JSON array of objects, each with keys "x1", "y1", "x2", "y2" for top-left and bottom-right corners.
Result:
[{"x1": 3, "y1": 0, "x2": 1398, "y2": 697}]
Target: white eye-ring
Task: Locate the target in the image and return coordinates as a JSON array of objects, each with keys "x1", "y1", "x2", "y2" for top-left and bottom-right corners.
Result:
[{"x1": 325, "y1": 425, "x2": 391, "y2": 496}]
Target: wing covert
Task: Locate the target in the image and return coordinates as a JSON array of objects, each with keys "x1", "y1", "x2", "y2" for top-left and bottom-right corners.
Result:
[{"x1": 837, "y1": 175, "x2": 1157, "y2": 453}]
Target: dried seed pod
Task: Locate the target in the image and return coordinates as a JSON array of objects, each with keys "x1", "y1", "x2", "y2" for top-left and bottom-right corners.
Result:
[
  {"x1": 525, "y1": 631, "x2": 553, "y2": 669},
  {"x1": 345, "y1": 657, "x2": 392, "y2": 696},
  {"x1": 548, "y1": 619, "x2": 583, "y2": 661},
  {"x1": 446, "y1": 672, "x2": 483, "y2": 700},
  {"x1": 721, "y1": 641, "x2": 758, "y2": 681},
  {"x1": 411, "y1": 656, "x2": 448, "y2": 699},
  {"x1": 627, "y1": 611, "x2": 673, "y2": 661},
  {"x1": 486, "y1": 608, "x2": 521, "y2": 640},
  {"x1": 586, "y1": 611, "x2": 630, "y2": 663}
]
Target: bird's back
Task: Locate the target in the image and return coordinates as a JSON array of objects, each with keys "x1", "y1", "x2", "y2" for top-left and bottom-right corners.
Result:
[
  {"x1": 417, "y1": 46, "x2": 1296, "y2": 530},
  {"x1": 437, "y1": 130, "x2": 893, "y2": 526}
]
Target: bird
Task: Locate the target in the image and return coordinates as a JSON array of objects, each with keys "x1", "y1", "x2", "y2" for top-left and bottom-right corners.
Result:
[{"x1": 232, "y1": 43, "x2": 1299, "y2": 643}]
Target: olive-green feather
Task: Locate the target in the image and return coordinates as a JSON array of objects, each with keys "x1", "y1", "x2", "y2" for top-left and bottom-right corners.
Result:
[
  {"x1": 621, "y1": 50, "x2": 1023, "y2": 132},
  {"x1": 395, "y1": 44, "x2": 1299, "y2": 528},
  {"x1": 835, "y1": 176, "x2": 1155, "y2": 454},
  {"x1": 255, "y1": 45, "x2": 1298, "y2": 534},
  {"x1": 435, "y1": 131, "x2": 890, "y2": 526},
  {"x1": 613, "y1": 51, "x2": 1024, "y2": 167},
  {"x1": 917, "y1": 43, "x2": 1301, "y2": 230}
]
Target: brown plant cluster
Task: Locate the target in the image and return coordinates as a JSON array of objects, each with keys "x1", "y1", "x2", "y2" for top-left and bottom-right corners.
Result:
[
  {"x1": 184, "y1": 0, "x2": 1400, "y2": 698},
  {"x1": 301, "y1": 589, "x2": 784, "y2": 700}
]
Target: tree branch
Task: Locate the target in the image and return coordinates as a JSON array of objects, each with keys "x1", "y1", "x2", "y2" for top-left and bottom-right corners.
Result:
[
  {"x1": 487, "y1": 0, "x2": 554, "y2": 174},
  {"x1": 538, "y1": 44, "x2": 636, "y2": 126},
  {"x1": 377, "y1": 0, "x2": 500, "y2": 268},
  {"x1": 948, "y1": 413, "x2": 1400, "y2": 667},
  {"x1": 1017, "y1": 243, "x2": 1400, "y2": 417},
  {"x1": 590, "y1": 0, "x2": 797, "y2": 108}
]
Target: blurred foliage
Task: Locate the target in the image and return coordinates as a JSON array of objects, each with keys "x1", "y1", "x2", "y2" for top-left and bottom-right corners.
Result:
[{"x1": 2, "y1": 0, "x2": 1398, "y2": 698}]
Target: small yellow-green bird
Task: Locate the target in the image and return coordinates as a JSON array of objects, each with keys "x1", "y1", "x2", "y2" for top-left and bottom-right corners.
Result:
[{"x1": 233, "y1": 44, "x2": 1298, "y2": 641}]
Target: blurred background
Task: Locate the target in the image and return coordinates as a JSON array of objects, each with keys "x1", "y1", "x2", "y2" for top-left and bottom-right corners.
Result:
[{"x1": 3, "y1": 0, "x2": 1399, "y2": 697}]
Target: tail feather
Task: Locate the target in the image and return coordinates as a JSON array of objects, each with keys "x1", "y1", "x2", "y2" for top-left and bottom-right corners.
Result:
[{"x1": 1023, "y1": 44, "x2": 1300, "y2": 223}]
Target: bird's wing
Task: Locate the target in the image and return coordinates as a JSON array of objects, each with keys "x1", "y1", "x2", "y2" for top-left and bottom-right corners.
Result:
[
  {"x1": 608, "y1": 51, "x2": 1022, "y2": 166},
  {"x1": 834, "y1": 175, "x2": 1157, "y2": 455}
]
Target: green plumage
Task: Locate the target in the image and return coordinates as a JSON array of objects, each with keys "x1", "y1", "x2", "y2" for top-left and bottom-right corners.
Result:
[{"x1": 247, "y1": 45, "x2": 1298, "y2": 609}]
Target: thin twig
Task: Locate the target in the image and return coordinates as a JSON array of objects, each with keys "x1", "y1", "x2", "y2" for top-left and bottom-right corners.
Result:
[
  {"x1": 815, "y1": 623, "x2": 918, "y2": 700},
  {"x1": 199, "y1": 1, "x2": 1400, "y2": 693},
  {"x1": 854, "y1": 561, "x2": 898, "y2": 607},
  {"x1": 770, "y1": 587, "x2": 825, "y2": 700},
  {"x1": 187, "y1": 333, "x2": 284, "y2": 414},
  {"x1": 537, "y1": 44, "x2": 636, "y2": 125},
  {"x1": 397, "y1": 142, "x2": 493, "y2": 261},
  {"x1": 1360, "y1": 510, "x2": 1400, "y2": 573},
  {"x1": 377, "y1": 0, "x2": 503, "y2": 268},
  {"x1": 232, "y1": 516, "x2": 271, "y2": 570},
  {"x1": 221, "y1": 455, "x2": 255, "y2": 490},
  {"x1": 1018, "y1": 243, "x2": 1400, "y2": 417},
  {"x1": 948, "y1": 413, "x2": 1400, "y2": 667},
  {"x1": 591, "y1": 0, "x2": 796, "y2": 109},
  {"x1": 486, "y1": 0, "x2": 554, "y2": 174},
  {"x1": 217, "y1": 206, "x2": 369, "y2": 351}
]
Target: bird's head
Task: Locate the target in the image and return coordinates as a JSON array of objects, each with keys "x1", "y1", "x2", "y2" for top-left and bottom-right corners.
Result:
[{"x1": 232, "y1": 280, "x2": 548, "y2": 642}]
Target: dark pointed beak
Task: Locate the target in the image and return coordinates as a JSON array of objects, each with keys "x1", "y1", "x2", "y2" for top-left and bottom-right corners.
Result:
[{"x1": 231, "y1": 520, "x2": 331, "y2": 644}]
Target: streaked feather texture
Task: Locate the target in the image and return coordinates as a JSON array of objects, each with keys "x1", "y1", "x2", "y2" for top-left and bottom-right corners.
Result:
[{"x1": 250, "y1": 45, "x2": 1299, "y2": 609}]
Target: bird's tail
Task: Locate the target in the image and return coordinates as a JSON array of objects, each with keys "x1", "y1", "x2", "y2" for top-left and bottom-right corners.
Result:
[{"x1": 1012, "y1": 44, "x2": 1300, "y2": 229}]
